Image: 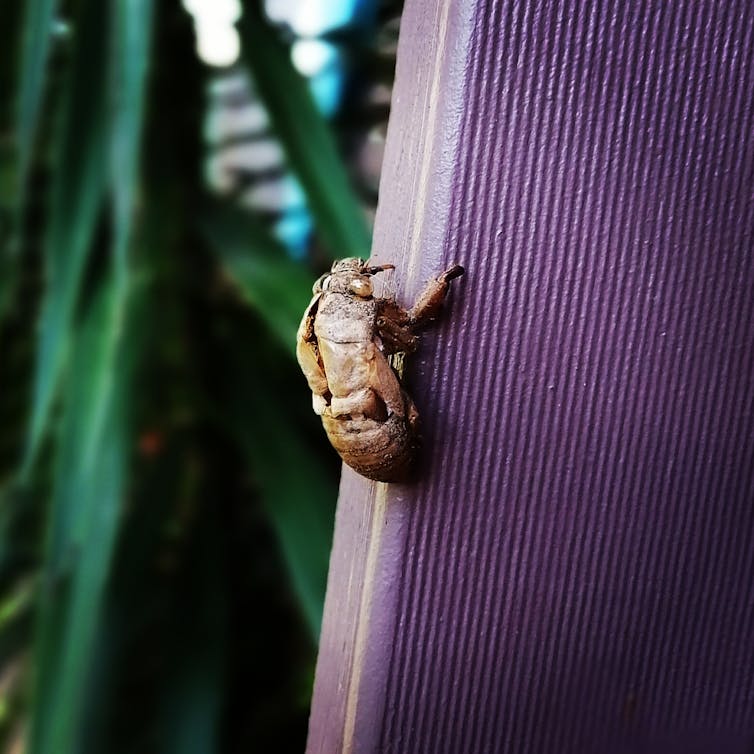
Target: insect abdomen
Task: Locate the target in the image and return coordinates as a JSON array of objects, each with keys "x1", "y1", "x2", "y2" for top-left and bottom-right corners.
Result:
[{"x1": 321, "y1": 413, "x2": 415, "y2": 482}]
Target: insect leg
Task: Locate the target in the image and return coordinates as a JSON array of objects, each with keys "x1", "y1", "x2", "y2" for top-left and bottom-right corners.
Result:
[
  {"x1": 376, "y1": 314, "x2": 419, "y2": 354},
  {"x1": 365, "y1": 263, "x2": 396, "y2": 275},
  {"x1": 408, "y1": 264, "x2": 464, "y2": 328}
]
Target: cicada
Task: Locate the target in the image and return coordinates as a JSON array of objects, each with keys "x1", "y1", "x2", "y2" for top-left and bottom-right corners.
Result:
[{"x1": 296, "y1": 258, "x2": 463, "y2": 482}]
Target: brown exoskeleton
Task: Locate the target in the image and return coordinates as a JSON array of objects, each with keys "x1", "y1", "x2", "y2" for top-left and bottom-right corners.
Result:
[{"x1": 296, "y1": 258, "x2": 464, "y2": 482}]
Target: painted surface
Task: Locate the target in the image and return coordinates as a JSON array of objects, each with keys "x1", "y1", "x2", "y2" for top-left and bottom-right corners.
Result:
[{"x1": 308, "y1": 1, "x2": 754, "y2": 752}]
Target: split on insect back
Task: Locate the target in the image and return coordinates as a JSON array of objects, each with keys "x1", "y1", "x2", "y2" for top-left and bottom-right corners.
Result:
[{"x1": 296, "y1": 258, "x2": 464, "y2": 482}]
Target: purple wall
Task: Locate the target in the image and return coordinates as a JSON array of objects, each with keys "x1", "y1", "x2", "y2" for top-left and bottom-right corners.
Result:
[{"x1": 308, "y1": 2, "x2": 754, "y2": 752}]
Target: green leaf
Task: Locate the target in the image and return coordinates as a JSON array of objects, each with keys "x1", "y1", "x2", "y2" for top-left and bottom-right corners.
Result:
[
  {"x1": 16, "y1": 0, "x2": 59, "y2": 198},
  {"x1": 22, "y1": 0, "x2": 110, "y2": 476},
  {"x1": 0, "y1": 1, "x2": 48, "y2": 320},
  {"x1": 222, "y1": 324, "x2": 336, "y2": 640},
  {"x1": 0, "y1": 577, "x2": 34, "y2": 677},
  {"x1": 203, "y1": 202, "x2": 336, "y2": 637},
  {"x1": 27, "y1": 3, "x2": 155, "y2": 744},
  {"x1": 23, "y1": 0, "x2": 155, "y2": 475},
  {"x1": 242, "y1": 404, "x2": 335, "y2": 640},
  {"x1": 110, "y1": 0, "x2": 154, "y2": 290},
  {"x1": 202, "y1": 204, "x2": 315, "y2": 356},
  {"x1": 29, "y1": 275, "x2": 136, "y2": 754},
  {"x1": 238, "y1": 2, "x2": 371, "y2": 259}
]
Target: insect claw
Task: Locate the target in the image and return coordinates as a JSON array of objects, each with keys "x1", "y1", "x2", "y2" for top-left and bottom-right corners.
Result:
[
  {"x1": 440, "y1": 264, "x2": 465, "y2": 282},
  {"x1": 365, "y1": 263, "x2": 395, "y2": 275}
]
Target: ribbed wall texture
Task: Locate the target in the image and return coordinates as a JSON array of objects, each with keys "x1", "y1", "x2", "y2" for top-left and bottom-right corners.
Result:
[{"x1": 307, "y1": 2, "x2": 754, "y2": 753}]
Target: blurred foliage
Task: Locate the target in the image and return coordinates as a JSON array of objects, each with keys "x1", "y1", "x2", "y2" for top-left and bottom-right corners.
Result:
[{"x1": 0, "y1": 0, "x2": 395, "y2": 750}]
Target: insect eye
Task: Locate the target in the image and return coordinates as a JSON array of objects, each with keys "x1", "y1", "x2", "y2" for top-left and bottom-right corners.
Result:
[{"x1": 349, "y1": 278, "x2": 373, "y2": 297}]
